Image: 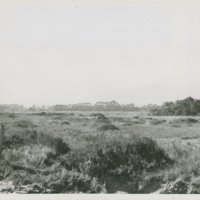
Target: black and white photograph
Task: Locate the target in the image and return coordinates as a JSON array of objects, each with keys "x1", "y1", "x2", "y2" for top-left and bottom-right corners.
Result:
[{"x1": 0, "y1": 0, "x2": 200, "y2": 196}]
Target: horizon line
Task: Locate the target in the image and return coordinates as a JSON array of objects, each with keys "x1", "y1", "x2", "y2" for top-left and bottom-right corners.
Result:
[{"x1": 0, "y1": 96, "x2": 196, "y2": 108}]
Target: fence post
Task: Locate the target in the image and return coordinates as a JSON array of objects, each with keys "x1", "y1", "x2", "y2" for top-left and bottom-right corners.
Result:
[{"x1": 0, "y1": 124, "x2": 5, "y2": 154}]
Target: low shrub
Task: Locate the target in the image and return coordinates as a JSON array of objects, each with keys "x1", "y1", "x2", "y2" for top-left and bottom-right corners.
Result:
[
  {"x1": 97, "y1": 124, "x2": 119, "y2": 132},
  {"x1": 169, "y1": 118, "x2": 198, "y2": 125},
  {"x1": 78, "y1": 136, "x2": 172, "y2": 193},
  {"x1": 149, "y1": 119, "x2": 166, "y2": 125},
  {"x1": 185, "y1": 118, "x2": 198, "y2": 123},
  {"x1": 61, "y1": 121, "x2": 70, "y2": 126},
  {"x1": 133, "y1": 116, "x2": 140, "y2": 119},
  {"x1": 90, "y1": 113, "x2": 105, "y2": 118},
  {"x1": 8, "y1": 113, "x2": 16, "y2": 118},
  {"x1": 122, "y1": 122, "x2": 132, "y2": 126},
  {"x1": 33, "y1": 132, "x2": 70, "y2": 155},
  {"x1": 5, "y1": 130, "x2": 70, "y2": 156},
  {"x1": 52, "y1": 137, "x2": 70, "y2": 155},
  {"x1": 132, "y1": 118, "x2": 146, "y2": 124},
  {"x1": 97, "y1": 116, "x2": 111, "y2": 124},
  {"x1": 45, "y1": 169, "x2": 105, "y2": 193},
  {"x1": 52, "y1": 116, "x2": 63, "y2": 120},
  {"x1": 132, "y1": 137, "x2": 171, "y2": 167},
  {"x1": 4, "y1": 135, "x2": 25, "y2": 148},
  {"x1": 39, "y1": 112, "x2": 46, "y2": 116}
]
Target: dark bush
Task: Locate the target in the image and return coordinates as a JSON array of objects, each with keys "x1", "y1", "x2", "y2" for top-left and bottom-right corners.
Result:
[
  {"x1": 97, "y1": 116, "x2": 111, "y2": 124},
  {"x1": 169, "y1": 118, "x2": 198, "y2": 126},
  {"x1": 133, "y1": 116, "x2": 140, "y2": 119},
  {"x1": 132, "y1": 118, "x2": 146, "y2": 124},
  {"x1": 90, "y1": 113, "x2": 105, "y2": 118},
  {"x1": 97, "y1": 124, "x2": 119, "y2": 132},
  {"x1": 33, "y1": 132, "x2": 70, "y2": 155},
  {"x1": 78, "y1": 136, "x2": 172, "y2": 193},
  {"x1": 185, "y1": 118, "x2": 198, "y2": 123},
  {"x1": 39, "y1": 112, "x2": 46, "y2": 116},
  {"x1": 44, "y1": 152, "x2": 57, "y2": 166},
  {"x1": 8, "y1": 130, "x2": 71, "y2": 155},
  {"x1": 8, "y1": 113, "x2": 16, "y2": 118},
  {"x1": 52, "y1": 137, "x2": 70, "y2": 155},
  {"x1": 149, "y1": 119, "x2": 166, "y2": 125},
  {"x1": 133, "y1": 137, "x2": 172, "y2": 170},
  {"x1": 4, "y1": 135, "x2": 25, "y2": 148},
  {"x1": 61, "y1": 121, "x2": 70, "y2": 126}
]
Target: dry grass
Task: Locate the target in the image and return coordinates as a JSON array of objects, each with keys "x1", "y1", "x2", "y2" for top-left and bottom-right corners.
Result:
[{"x1": 1, "y1": 111, "x2": 200, "y2": 193}]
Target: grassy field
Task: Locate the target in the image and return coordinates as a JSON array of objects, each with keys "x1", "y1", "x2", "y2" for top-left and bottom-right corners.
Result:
[{"x1": 0, "y1": 111, "x2": 200, "y2": 193}]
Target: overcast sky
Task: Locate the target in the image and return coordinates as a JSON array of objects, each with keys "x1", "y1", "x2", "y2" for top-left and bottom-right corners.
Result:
[{"x1": 0, "y1": 0, "x2": 200, "y2": 106}]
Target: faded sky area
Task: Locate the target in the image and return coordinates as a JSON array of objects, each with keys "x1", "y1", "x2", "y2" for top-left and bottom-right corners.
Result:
[{"x1": 0, "y1": 0, "x2": 200, "y2": 106}]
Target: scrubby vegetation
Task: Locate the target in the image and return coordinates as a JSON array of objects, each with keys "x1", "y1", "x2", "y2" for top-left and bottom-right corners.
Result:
[
  {"x1": 0, "y1": 110, "x2": 200, "y2": 193},
  {"x1": 0, "y1": 127, "x2": 171, "y2": 193}
]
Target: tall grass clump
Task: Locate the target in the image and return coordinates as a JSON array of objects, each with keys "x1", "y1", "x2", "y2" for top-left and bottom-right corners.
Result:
[
  {"x1": 4, "y1": 130, "x2": 70, "y2": 156},
  {"x1": 33, "y1": 132, "x2": 70, "y2": 155}
]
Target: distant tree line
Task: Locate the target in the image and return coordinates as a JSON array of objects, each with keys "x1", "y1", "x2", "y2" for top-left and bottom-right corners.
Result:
[
  {"x1": 47, "y1": 101, "x2": 140, "y2": 112},
  {"x1": 150, "y1": 97, "x2": 200, "y2": 116},
  {"x1": 1, "y1": 97, "x2": 200, "y2": 115},
  {"x1": 0, "y1": 101, "x2": 140, "y2": 112}
]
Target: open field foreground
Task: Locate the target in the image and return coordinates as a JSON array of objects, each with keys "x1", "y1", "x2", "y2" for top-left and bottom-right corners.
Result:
[{"x1": 1, "y1": 111, "x2": 200, "y2": 193}]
